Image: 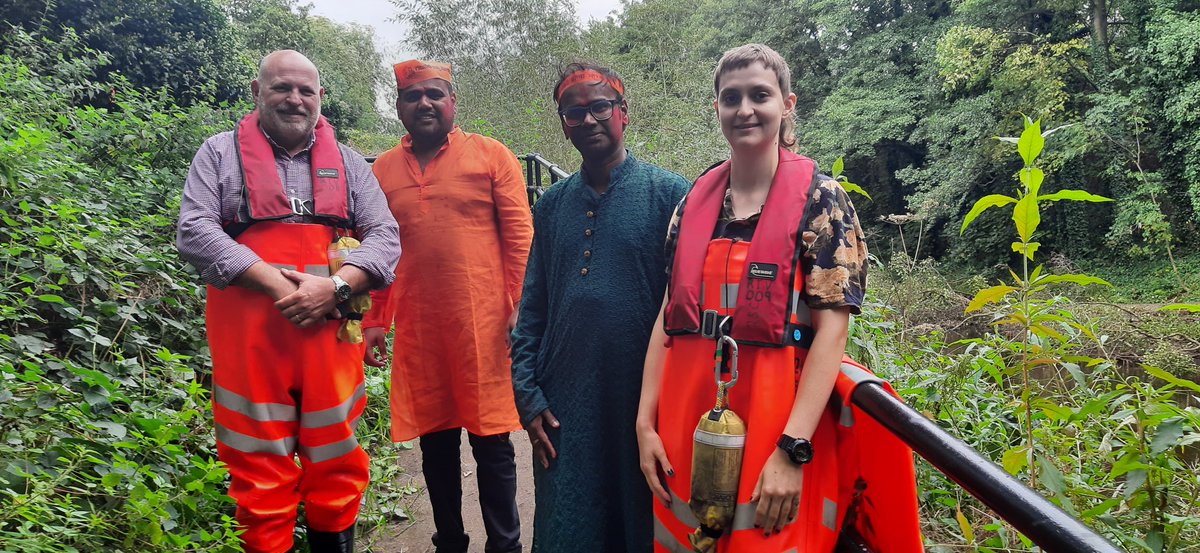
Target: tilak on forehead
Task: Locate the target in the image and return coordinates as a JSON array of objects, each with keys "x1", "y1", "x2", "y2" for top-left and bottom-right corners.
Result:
[
  {"x1": 554, "y1": 69, "x2": 625, "y2": 103},
  {"x1": 394, "y1": 59, "x2": 452, "y2": 89}
]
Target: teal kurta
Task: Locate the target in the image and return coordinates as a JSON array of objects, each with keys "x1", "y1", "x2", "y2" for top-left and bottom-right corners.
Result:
[{"x1": 511, "y1": 152, "x2": 690, "y2": 553}]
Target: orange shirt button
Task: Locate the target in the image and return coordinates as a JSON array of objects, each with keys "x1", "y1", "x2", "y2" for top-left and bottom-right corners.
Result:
[
  {"x1": 584, "y1": 229, "x2": 593, "y2": 237},
  {"x1": 580, "y1": 268, "x2": 589, "y2": 276}
]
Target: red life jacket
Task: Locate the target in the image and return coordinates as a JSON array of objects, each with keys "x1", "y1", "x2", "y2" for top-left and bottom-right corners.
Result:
[
  {"x1": 229, "y1": 111, "x2": 351, "y2": 235},
  {"x1": 664, "y1": 149, "x2": 816, "y2": 346}
]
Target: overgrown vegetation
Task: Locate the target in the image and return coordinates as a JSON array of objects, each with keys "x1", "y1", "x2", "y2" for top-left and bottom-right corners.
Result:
[{"x1": 2, "y1": 0, "x2": 1199, "y2": 551}]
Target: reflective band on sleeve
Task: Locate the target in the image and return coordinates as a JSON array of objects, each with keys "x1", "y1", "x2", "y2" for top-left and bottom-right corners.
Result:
[
  {"x1": 731, "y1": 501, "x2": 759, "y2": 531},
  {"x1": 216, "y1": 424, "x2": 297, "y2": 456},
  {"x1": 693, "y1": 428, "x2": 746, "y2": 449},
  {"x1": 721, "y1": 284, "x2": 739, "y2": 309},
  {"x1": 301, "y1": 383, "x2": 367, "y2": 428},
  {"x1": 823, "y1": 498, "x2": 838, "y2": 531},
  {"x1": 303, "y1": 264, "x2": 331, "y2": 277},
  {"x1": 270, "y1": 263, "x2": 299, "y2": 271},
  {"x1": 790, "y1": 291, "x2": 812, "y2": 325},
  {"x1": 840, "y1": 362, "x2": 883, "y2": 386},
  {"x1": 667, "y1": 488, "x2": 701, "y2": 528},
  {"x1": 653, "y1": 517, "x2": 694, "y2": 553},
  {"x1": 300, "y1": 434, "x2": 361, "y2": 464},
  {"x1": 839, "y1": 403, "x2": 855, "y2": 427},
  {"x1": 214, "y1": 385, "x2": 298, "y2": 422}
]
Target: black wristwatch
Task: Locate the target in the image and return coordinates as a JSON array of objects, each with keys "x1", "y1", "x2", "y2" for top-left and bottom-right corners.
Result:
[
  {"x1": 331, "y1": 275, "x2": 353, "y2": 302},
  {"x1": 777, "y1": 434, "x2": 813, "y2": 465}
]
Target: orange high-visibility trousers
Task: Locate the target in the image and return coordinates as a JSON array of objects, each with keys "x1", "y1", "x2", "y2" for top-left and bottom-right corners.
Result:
[{"x1": 206, "y1": 222, "x2": 369, "y2": 553}]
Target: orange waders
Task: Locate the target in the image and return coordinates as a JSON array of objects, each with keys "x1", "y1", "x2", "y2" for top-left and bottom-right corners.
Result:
[
  {"x1": 654, "y1": 239, "x2": 923, "y2": 552},
  {"x1": 206, "y1": 222, "x2": 369, "y2": 553}
]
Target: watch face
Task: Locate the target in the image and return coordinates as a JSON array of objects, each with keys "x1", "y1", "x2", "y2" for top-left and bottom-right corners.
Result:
[{"x1": 790, "y1": 440, "x2": 813, "y2": 464}]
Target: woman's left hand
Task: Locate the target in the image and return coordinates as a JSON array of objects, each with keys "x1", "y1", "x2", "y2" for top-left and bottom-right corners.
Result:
[{"x1": 751, "y1": 449, "x2": 803, "y2": 536}]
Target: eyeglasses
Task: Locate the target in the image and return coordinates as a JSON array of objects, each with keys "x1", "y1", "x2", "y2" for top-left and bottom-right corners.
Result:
[{"x1": 558, "y1": 99, "x2": 623, "y2": 127}]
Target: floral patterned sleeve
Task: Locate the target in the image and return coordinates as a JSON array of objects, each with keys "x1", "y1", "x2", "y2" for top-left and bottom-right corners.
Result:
[
  {"x1": 800, "y1": 177, "x2": 868, "y2": 313},
  {"x1": 663, "y1": 196, "x2": 687, "y2": 277}
]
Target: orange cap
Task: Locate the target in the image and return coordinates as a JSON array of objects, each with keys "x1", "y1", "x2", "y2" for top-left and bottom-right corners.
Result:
[
  {"x1": 394, "y1": 60, "x2": 452, "y2": 90},
  {"x1": 555, "y1": 69, "x2": 625, "y2": 102}
]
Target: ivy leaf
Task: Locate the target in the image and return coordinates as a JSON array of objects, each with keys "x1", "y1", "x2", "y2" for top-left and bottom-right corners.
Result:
[
  {"x1": 1018, "y1": 119, "x2": 1044, "y2": 165},
  {"x1": 960, "y1": 194, "x2": 1017, "y2": 234},
  {"x1": 1038, "y1": 189, "x2": 1113, "y2": 203},
  {"x1": 966, "y1": 285, "x2": 1016, "y2": 313},
  {"x1": 1012, "y1": 193, "x2": 1040, "y2": 242}
]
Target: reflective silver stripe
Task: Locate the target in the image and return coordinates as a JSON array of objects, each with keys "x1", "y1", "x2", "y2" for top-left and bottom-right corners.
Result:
[
  {"x1": 721, "y1": 284, "x2": 739, "y2": 309},
  {"x1": 213, "y1": 385, "x2": 297, "y2": 422},
  {"x1": 839, "y1": 403, "x2": 855, "y2": 427},
  {"x1": 840, "y1": 362, "x2": 883, "y2": 385},
  {"x1": 301, "y1": 383, "x2": 367, "y2": 429},
  {"x1": 300, "y1": 434, "x2": 360, "y2": 463},
  {"x1": 731, "y1": 501, "x2": 759, "y2": 531},
  {"x1": 270, "y1": 263, "x2": 298, "y2": 271},
  {"x1": 693, "y1": 428, "x2": 746, "y2": 449},
  {"x1": 823, "y1": 498, "x2": 838, "y2": 531},
  {"x1": 216, "y1": 424, "x2": 296, "y2": 456},
  {"x1": 790, "y1": 292, "x2": 812, "y2": 325},
  {"x1": 667, "y1": 488, "x2": 700, "y2": 528},
  {"x1": 304, "y1": 264, "x2": 330, "y2": 277},
  {"x1": 653, "y1": 517, "x2": 693, "y2": 553}
]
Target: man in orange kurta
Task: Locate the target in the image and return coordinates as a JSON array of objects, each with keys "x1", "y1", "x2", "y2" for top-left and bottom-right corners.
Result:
[{"x1": 363, "y1": 60, "x2": 532, "y2": 553}]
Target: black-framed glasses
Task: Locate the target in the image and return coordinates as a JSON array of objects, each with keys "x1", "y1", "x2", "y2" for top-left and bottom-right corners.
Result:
[{"x1": 558, "y1": 99, "x2": 623, "y2": 127}]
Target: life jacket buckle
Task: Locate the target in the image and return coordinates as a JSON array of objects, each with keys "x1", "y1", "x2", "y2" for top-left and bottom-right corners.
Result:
[{"x1": 700, "y1": 310, "x2": 732, "y2": 340}]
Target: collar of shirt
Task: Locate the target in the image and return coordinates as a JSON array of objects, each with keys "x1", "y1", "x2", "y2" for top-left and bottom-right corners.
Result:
[
  {"x1": 720, "y1": 185, "x2": 763, "y2": 225},
  {"x1": 578, "y1": 149, "x2": 637, "y2": 192},
  {"x1": 260, "y1": 125, "x2": 317, "y2": 158}
]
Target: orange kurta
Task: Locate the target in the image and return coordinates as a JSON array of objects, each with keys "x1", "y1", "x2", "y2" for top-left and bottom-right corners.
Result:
[{"x1": 364, "y1": 127, "x2": 532, "y2": 441}]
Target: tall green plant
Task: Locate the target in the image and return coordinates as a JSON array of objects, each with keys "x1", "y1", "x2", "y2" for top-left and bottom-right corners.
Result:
[{"x1": 960, "y1": 116, "x2": 1113, "y2": 485}]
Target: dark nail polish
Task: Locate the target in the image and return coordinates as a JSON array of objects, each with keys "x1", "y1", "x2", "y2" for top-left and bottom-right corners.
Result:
[{"x1": 667, "y1": 469, "x2": 675, "y2": 476}]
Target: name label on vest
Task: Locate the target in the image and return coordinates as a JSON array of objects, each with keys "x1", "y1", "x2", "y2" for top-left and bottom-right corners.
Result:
[
  {"x1": 316, "y1": 168, "x2": 340, "y2": 179},
  {"x1": 748, "y1": 263, "x2": 778, "y2": 281}
]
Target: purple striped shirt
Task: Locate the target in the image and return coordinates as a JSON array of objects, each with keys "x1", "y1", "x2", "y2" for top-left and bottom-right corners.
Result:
[{"x1": 176, "y1": 129, "x2": 400, "y2": 289}]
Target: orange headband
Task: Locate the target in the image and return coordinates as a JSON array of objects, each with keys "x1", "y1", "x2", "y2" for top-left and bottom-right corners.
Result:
[
  {"x1": 394, "y1": 60, "x2": 452, "y2": 90},
  {"x1": 554, "y1": 69, "x2": 625, "y2": 102}
]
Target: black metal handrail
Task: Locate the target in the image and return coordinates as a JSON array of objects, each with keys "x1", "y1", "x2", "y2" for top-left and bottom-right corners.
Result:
[
  {"x1": 364, "y1": 153, "x2": 568, "y2": 208},
  {"x1": 521, "y1": 153, "x2": 569, "y2": 205},
  {"x1": 851, "y1": 382, "x2": 1123, "y2": 552}
]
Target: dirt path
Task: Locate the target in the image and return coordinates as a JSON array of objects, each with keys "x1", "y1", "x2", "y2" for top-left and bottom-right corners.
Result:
[{"x1": 362, "y1": 432, "x2": 536, "y2": 553}]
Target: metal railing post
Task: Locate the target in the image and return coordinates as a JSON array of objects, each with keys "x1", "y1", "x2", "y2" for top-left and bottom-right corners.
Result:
[{"x1": 850, "y1": 383, "x2": 1124, "y2": 553}]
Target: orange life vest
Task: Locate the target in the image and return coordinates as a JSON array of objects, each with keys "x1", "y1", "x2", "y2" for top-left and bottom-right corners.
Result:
[{"x1": 654, "y1": 150, "x2": 923, "y2": 552}]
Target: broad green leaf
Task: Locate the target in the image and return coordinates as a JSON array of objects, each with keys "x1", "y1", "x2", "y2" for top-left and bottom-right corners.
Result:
[
  {"x1": 1034, "y1": 273, "x2": 1112, "y2": 287},
  {"x1": 960, "y1": 194, "x2": 1016, "y2": 234},
  {"x1": 1011, "y1": 241, "x2": 1040, "y2": 260},
  {"x1": 1142, "y1": 364, "x2": 1200, "y2": 392},
  {"x1": 1019, "y1": 167, "x2": 1044, "y2": 196},
  {"x1": 1018, "y1": 119, "x2": 1044, "y2": 165},
  {"x1": 1037, "y1": 455, "x2": 1068, "y2": 496},
  {"x1": 955, "y1": 505, "x2": 975, "y2": 544},
  {"x1": 92, "y1": 421, "x2": 127, "y2": 439},
  {"x1": 1160, "y1": 303, "x2": 1200, "y2": 313},
  {"x1": 1150, "y1": 418, "x2": 1184, "y2": 455},
  {"x1": 1038, "y1": 189, "x2": 1113, "y2": 203},
  {"x1": 1002, "y1": 445, "x2": 1029, "y2": 475},
  {"x1": 37, "y1": 294, "x2": 65, "y2": 304},
  {"x1": 966, "y1": 285, "x2": 1016, "y2": 313},
  {"x1": 1012, "y1": 193, "x2": 1040, "y2": 242},
  {"x1": 1124, "y1": 469, "x2": 1148, "y2": 499},
  {"x1": 832, "y1": 156, "x2": 844, "y2": 177},
  {"x1": 840, "y1": 181, "x2": 872, "y2": 201}
]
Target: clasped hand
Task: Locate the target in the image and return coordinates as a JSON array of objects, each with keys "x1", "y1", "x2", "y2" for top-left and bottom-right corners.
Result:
[{"x1": 274, "y1": 268, "x2": 341, "y2": 328}]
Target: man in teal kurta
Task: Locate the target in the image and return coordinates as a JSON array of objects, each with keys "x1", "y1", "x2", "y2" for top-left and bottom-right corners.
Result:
[{"x1": 510, "y1": 63, "x2": 689, "y2": 552}]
